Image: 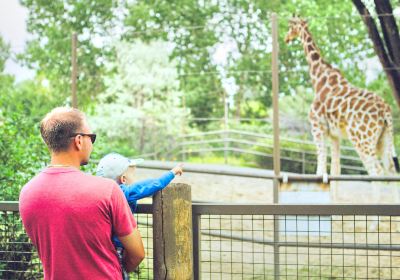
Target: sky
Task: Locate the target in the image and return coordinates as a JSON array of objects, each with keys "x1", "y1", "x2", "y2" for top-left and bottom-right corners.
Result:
[{"x1": 0, "y1": 0, "x2": 34, "y2": 81}]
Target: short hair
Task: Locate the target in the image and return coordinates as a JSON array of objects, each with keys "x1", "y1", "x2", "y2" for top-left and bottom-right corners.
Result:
[{"x1": 40, "y1": 107, "x2": 86, "y2": 152}]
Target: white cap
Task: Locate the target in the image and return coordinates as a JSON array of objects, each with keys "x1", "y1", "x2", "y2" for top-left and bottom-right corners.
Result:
[{"x1": 96, "y1": 153, "x2": 144, "y2": 181}]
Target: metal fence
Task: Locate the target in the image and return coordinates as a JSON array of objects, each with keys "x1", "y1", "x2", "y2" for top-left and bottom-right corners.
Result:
[
  {"x1": 166, "y1": 129, "x2": 367, "y2": 175},
  {"x1": 2, "y1": 202, "x2": 400, "y2": 279},
  {"x1": 193, "y1": 204, "x2": 400, "y2": 280},
  {"x1": 133, "y1": 204, "x2": 153, "y2": 280}
]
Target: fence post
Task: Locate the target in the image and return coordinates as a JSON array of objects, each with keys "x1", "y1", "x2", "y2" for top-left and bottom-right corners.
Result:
[
  {"x1": 271, "y1": 12, "x2": 281, "y2": 280},
  {"x1": 71, "y1": 32, "x2": 78, "y2": 109},
  {"x1": 192, "y1": 214, "x2": 201, "y2": 280},
  {"x1": 153, "y1": 183, "x2": 193, "y2": 280}
]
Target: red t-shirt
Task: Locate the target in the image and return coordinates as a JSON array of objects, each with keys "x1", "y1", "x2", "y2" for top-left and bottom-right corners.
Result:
[{"x1": 19, "y1": 167, "x2": 137, "y2": 280}]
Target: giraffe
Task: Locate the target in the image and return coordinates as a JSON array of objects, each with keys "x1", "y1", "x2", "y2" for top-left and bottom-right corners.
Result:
[{"x1": 285, "y1": 16, "x2": 399, "y2": 176}]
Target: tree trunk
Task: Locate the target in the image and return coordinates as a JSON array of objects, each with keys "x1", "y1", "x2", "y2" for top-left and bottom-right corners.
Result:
[
  {"x1": 352, "y1": 0, "x2": 400, "y2": 108},
  {"x1": 235, "y1": 88, "x2": 243, "y2": 119},
  {"x1": 374, "y1": 0, "x2": 400, "y2": 65}
]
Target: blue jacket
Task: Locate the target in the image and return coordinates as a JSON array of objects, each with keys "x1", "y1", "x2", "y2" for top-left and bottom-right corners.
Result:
[{"x1": 113, "y1": 171, "x2": 175, "y2": 248}]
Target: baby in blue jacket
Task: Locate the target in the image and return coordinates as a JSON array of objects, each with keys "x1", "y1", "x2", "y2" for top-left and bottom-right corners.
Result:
[{"x1": 96, "y1": 152, "x2": 183, "y2": 279}]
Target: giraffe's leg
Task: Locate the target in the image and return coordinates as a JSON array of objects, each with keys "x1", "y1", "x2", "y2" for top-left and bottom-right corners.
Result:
[
  {"x1": 330, "y1": 136, "x2": 341, "y2": 176},
  {"x1": 312, "y1": 128, "x2": 327, "y2": 175},
  {"x1": 309, "y1": 109, "x2": 328, "y2": 175},
  {"x1": 362, "y1": 152, "x2": 384, "y2": 176},
  {"x1": 356, "y1": 149, "x2": 384, "y2": 231},
  {"x1": 347, "y1": 127, "x2": 384, "y2": 205},
  {"x1": 347, "y1": 129, "x2": 383, "y2": 176},
  {"x1": 330, "y1": 137, "x2": 340, "y2": 202},
  {"x1": 378, "y1": 126, "x2": 400, "y2": 202},
  {"x1": 379, "y1": 126, "x2": 396, "y2": 175}
]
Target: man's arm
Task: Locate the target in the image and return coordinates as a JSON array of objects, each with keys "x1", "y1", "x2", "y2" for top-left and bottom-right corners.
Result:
[
  {"x1": 119, "y1": 229, "x2": 145, "y2": 272},
  {"x1": 109, "y1": 181, "x2": 145, "y2": 271}
]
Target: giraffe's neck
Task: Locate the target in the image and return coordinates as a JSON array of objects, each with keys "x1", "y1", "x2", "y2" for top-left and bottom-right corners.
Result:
[{"x1": 299, "y1": 27, "x2": 331, "y2": 85}]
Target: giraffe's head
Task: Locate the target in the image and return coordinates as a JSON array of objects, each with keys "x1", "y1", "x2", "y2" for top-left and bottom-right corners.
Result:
[{"x1": 285, "y1": 15, "x2": 308, "y2": 44}]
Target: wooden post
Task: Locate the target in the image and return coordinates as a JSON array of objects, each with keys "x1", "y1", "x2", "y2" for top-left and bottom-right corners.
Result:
[
  {"x1": 271, "y1": 13, "x2": 280, "y2": 280},
  {"x1": 153, "y1": 183, "x2": 193, "y2": 280},
  {"x1": 71, "y1": 32, "x2": 78, "y2": 109}
]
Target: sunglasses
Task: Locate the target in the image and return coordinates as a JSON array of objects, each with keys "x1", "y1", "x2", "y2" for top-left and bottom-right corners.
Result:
[{"x1": 70, "y1": 133, "x2": 97, "y2": 144}]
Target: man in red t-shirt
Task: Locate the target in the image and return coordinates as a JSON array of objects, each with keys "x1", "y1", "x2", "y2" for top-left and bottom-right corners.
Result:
[{"x1": 19, "y1": 107, "x2": 144, "y2": 279}]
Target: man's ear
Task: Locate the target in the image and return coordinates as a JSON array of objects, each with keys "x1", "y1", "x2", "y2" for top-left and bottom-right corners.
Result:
[{"x1": 73, "y1": 135, "x2": 83, "y2": 151}]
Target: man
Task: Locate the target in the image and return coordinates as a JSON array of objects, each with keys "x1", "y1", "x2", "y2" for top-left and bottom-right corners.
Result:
[{"x1": 19, "y1": 107, "x2": 144, "y2": 280}]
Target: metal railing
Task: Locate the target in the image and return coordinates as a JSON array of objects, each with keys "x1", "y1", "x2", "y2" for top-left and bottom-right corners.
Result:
[
  {"x1": 168, "y1": 129, "x2": 367, "y2": 174},
  {"x1": 137, "y1": 160, "x2": 400, "y2": 183}
]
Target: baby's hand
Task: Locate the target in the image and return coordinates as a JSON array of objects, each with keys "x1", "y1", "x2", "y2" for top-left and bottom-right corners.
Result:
[{"x1": 172, "y1": 163, "x2": 183, "y2": 176}]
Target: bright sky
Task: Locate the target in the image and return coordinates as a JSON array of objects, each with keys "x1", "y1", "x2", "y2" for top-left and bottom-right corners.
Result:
[{"x1": 0, "y1": 0, "x2": 34, "y2": 80}]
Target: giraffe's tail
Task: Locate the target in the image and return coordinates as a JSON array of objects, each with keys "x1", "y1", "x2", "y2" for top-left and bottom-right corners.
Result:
[
  {"x1": 381, "y1": 106, "x2": 399, "y2": 173},
  {"x1": 393, "y1": 154, "x2": 400, "y2": 173},
  {"x1": 393, "y1": 144, "x2": 400, "y2": 173}
]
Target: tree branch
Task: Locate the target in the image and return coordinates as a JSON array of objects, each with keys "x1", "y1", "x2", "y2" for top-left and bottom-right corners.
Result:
[
  {"x1": 352, "y1": 0, "x2": 392, "y2": 68},
  {"x1": 374, "y1": 0, "x2": 400, "y2": 65},
  {"x1": 352, "y1": 0, "x2": 400, "y2": 108}
]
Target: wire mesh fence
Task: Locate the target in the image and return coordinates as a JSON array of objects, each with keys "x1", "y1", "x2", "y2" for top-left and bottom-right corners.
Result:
[
  {"x1": 0, "y1": 210, "x2": 42, "y2": 280},
  {"x1": 131, "y1": 212, "x2": 153, "y2": 280},
  {"x1": 2, "y1": 202, "x2": 400, "y2": 279},
  {"x1": 193, "y1": 204, "x2": 400, "y2": 280}
]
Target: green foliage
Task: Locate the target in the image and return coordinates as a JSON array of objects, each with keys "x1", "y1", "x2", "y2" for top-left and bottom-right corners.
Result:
[
  {"x1": 0, "y1": 37, "x2": 52, "y2": 200},
  {"x1": 89, "y1": 40, "x2": 187, "y2": 158},
  {"x1": 0, "y1": 87, "x2": 50, "y2": 200},
  {"x1": 125, "y1": 1, "x2": 225, "y2": 122},
  {"x1": 20, "y1": 0, "x2": 119, "y2": 107},
  {"x1": 0, "y1": 37, "x2": 9, "y2": 72}
]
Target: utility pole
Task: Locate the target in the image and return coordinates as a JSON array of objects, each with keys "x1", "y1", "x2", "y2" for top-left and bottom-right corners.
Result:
[
  {"x1": 71, "y1": 32, "x2": 78, "y2": 108},
  {"x1": 271, "y1": 13, "x2": 281, "y2": 280}
]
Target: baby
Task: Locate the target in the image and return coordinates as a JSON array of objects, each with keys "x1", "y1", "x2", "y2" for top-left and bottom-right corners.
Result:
[{"x1": 96, "y1": 153, "x2": 183, "y2": 279}]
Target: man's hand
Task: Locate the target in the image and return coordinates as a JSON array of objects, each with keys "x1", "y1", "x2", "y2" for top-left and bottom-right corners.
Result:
[{"x1": 171, "y1": 163, "x2": 183, "y2": 176}]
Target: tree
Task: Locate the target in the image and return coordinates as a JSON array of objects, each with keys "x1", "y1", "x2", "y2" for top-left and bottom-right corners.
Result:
[
  {"x1": 352, "y1": 0, "x2": 400, "y2": 107},
  {"x1": 124, "y1": 0, "x2": 389, "y2": 124},
  {"x1": 20, "y1": 0, "x2": 119, "y2": 108},
  {"x1": 0, "y1": 36, "x2": 52, "y2": 200},
  {"x1": 124, "y1": 0, "x2": 225, "y2": 124},
  {"x1": 90, "y1": 40, "x2": 187, "y2": 157}
]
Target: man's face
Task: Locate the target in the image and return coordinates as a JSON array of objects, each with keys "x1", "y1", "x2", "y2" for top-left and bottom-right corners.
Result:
[{"x1": 79, "y1": 120, "x2": 94, "y2": 166}]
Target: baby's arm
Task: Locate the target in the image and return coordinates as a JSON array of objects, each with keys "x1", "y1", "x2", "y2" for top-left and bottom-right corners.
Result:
[
  {"x1": 124, "y1": 171, "x2": 175, "y2": 202},
  {"x1": 124, "y1": 164, "x2": 184, "y2": 203}
]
